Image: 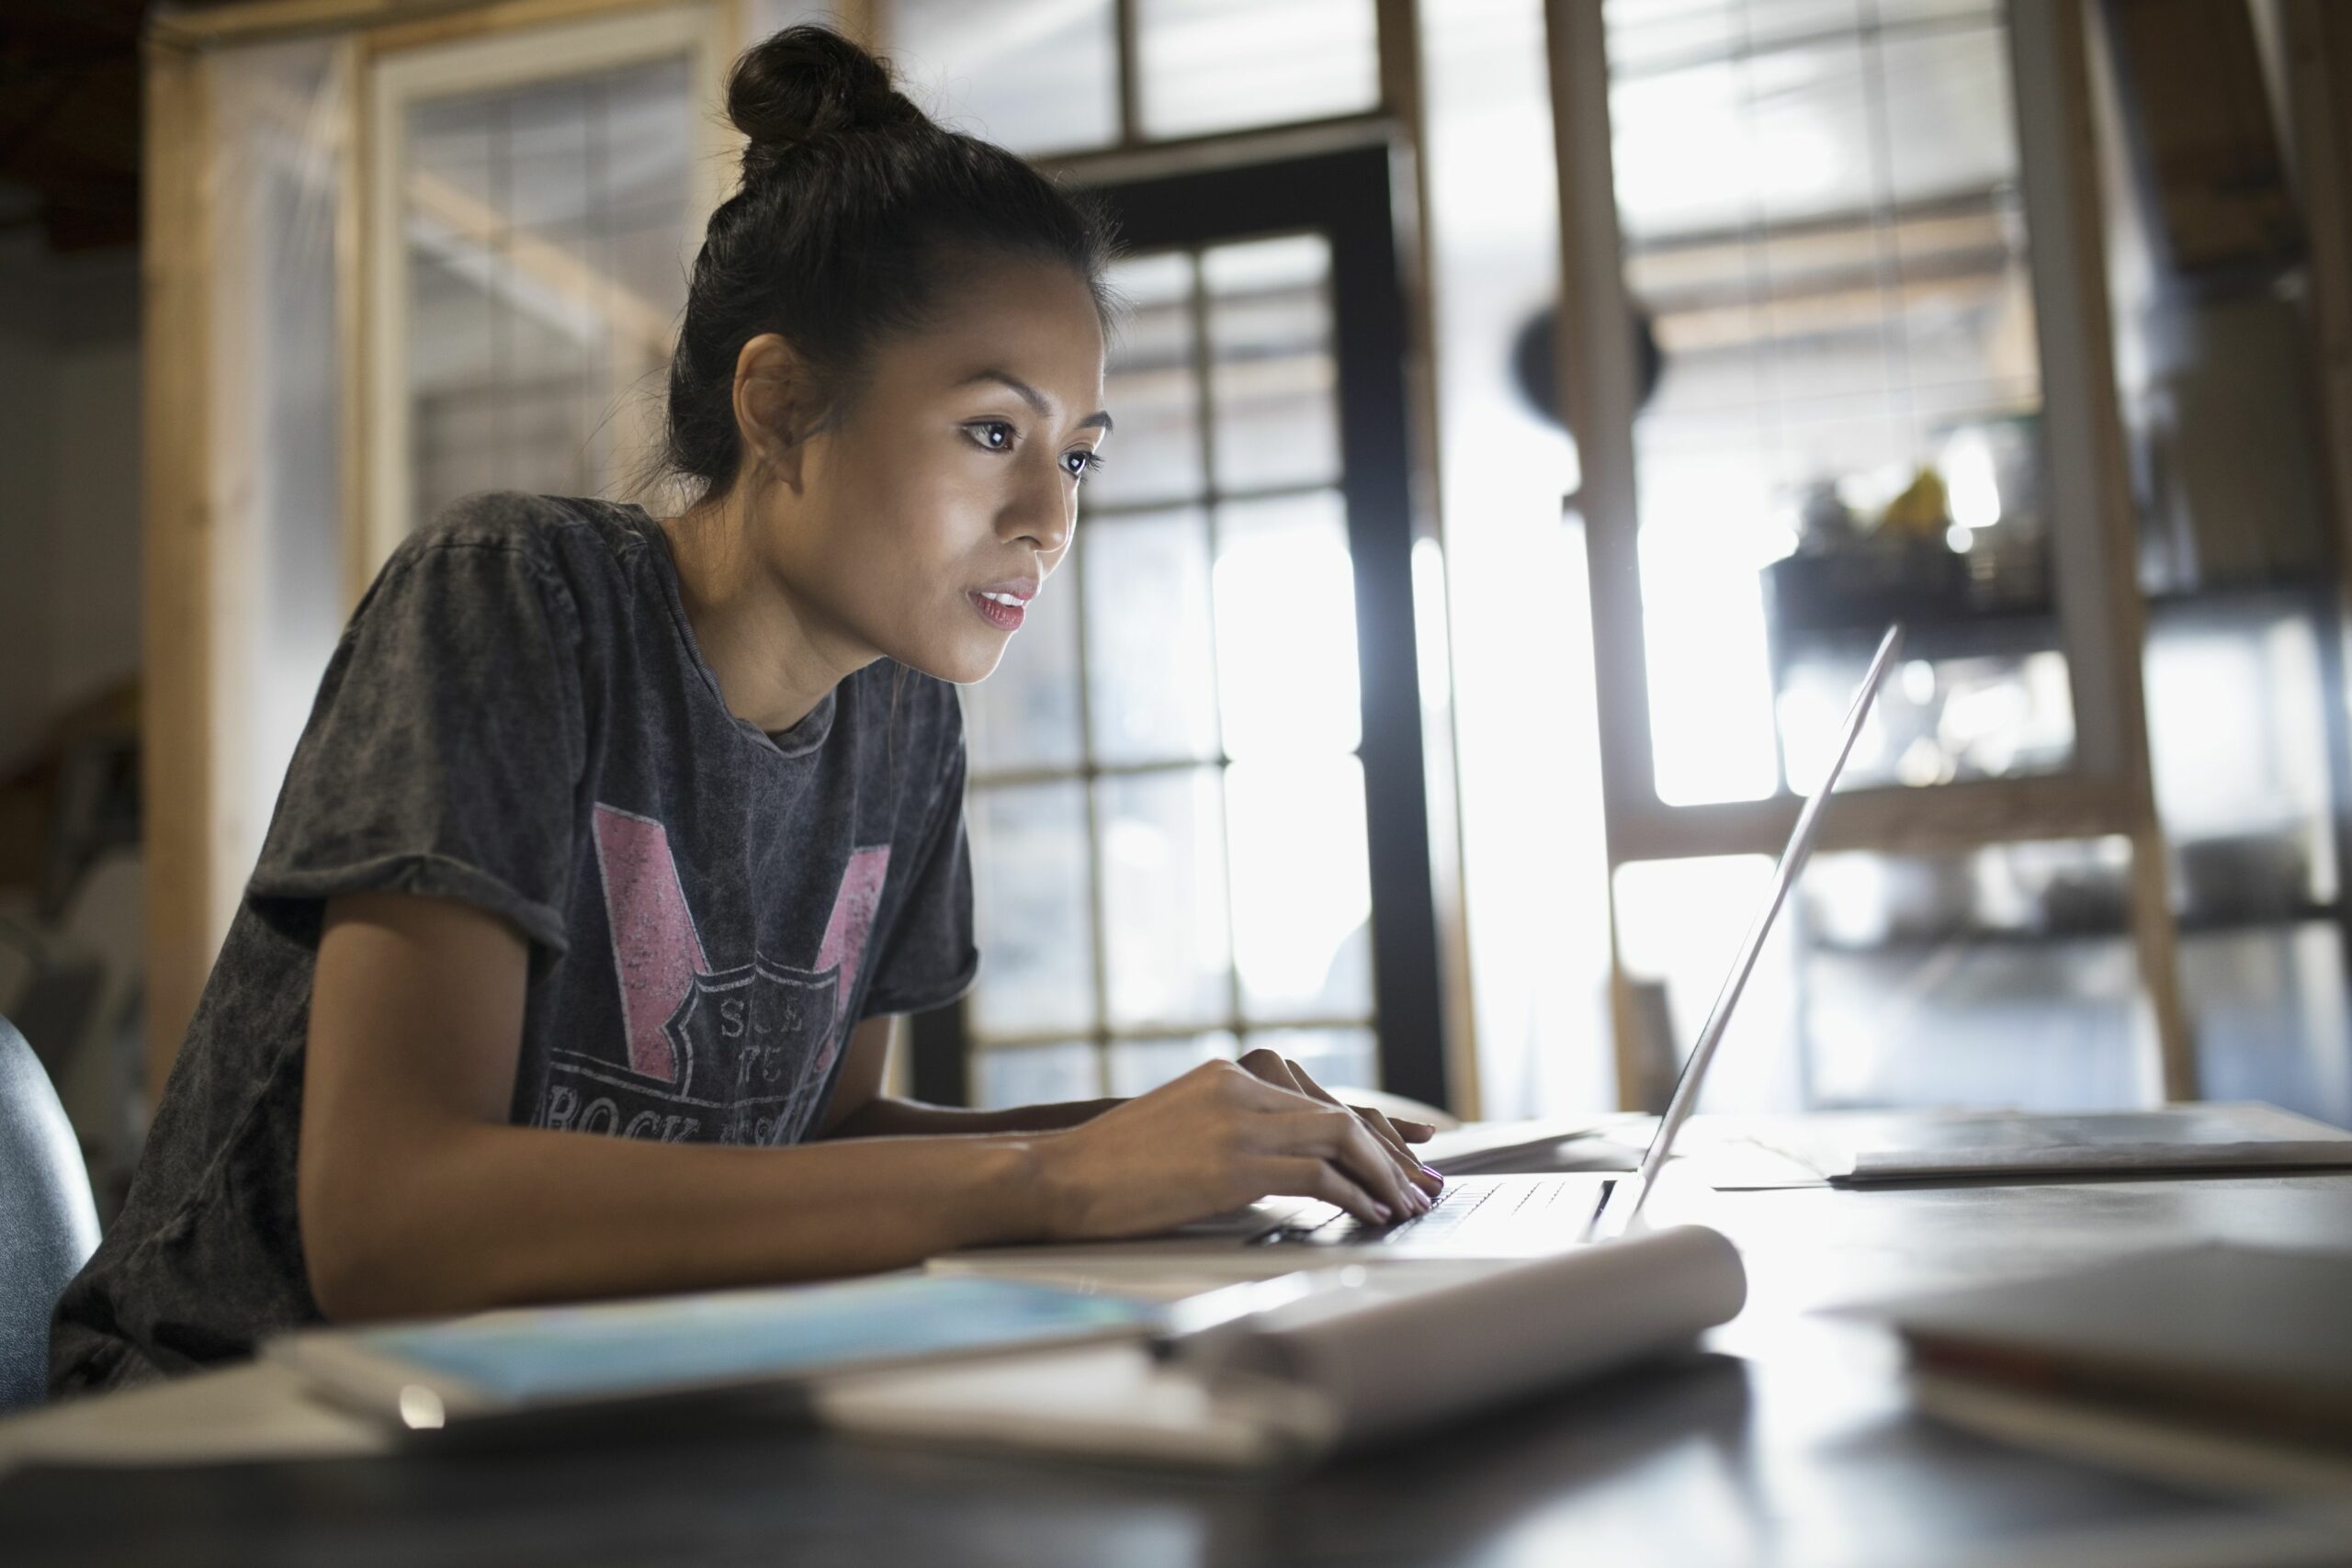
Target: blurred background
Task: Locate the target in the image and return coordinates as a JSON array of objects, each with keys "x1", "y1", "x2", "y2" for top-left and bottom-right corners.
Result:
[{"x1": 3, "y1": 0, "x2": 2348, "y2": 1223}]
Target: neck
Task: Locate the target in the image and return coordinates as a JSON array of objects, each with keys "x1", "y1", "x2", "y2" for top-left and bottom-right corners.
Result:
[{"x1": 655, "y1": 489, "x2": 865, "y2": 735}]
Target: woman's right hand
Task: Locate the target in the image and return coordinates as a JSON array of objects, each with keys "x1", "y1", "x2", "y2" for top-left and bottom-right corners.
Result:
[{"x1": 1031, "y1": 1060, "x2": 1434, "y2": 1241}]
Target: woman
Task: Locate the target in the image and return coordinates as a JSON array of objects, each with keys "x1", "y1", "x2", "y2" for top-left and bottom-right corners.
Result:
[{"x1": 51, "y1": 25, "x2": 1440, "y2": 1395}]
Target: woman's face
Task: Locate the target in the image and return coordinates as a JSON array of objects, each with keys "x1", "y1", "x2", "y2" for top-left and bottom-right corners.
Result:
[{"x1": 768, "y1": 254, "x2": 1111, "y2": 685}]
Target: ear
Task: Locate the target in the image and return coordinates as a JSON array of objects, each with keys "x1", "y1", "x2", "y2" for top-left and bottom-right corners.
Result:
[{"x1": 731, "y1": 333, "x2": 818, "y2": 493}]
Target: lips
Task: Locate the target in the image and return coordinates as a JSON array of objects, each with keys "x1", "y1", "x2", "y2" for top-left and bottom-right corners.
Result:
[{"x1": 969, "y1": 579, "x2": 1036, "y2": 633}]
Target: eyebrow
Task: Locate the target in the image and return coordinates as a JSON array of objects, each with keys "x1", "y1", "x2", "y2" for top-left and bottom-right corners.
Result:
[{"x1": 960, "y1": 368, "x2": 1114, "y2": 434}]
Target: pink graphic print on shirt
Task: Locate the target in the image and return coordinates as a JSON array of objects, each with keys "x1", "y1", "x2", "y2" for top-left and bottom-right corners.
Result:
[
  {"x1": 586, "y1": 803, "x2": 888, "y2": 1115},
  {"x1": 811, "y1": 846, "x2": 889, "y2": 1071},
  {"x1": 590, "y1": 805, "x2": 711, "y2": 1083}
]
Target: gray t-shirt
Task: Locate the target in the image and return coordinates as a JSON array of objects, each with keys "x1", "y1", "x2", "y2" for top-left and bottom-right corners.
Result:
[{"x1": 51, "y1": 491, "x2": 978, "y2": 1393}]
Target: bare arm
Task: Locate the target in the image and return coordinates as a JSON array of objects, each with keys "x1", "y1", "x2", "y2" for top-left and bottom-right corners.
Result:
[
  {"x1": 814, "y1": 1016, "x2": 1116, "y2": 1139},
  {"x1": 299, "y1": 892, "x2": 1442, "y2": 1325},
  {"x1": 297, "y1": 893, "x2": 1056, "y2": 1322},
  {"x1": 812, "y1": 1024, "x2": 1439, "y2": 1149}
]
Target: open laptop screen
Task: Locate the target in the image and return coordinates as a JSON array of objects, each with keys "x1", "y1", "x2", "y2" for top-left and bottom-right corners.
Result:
[{"x1": 1589, "y1": 623, "x2": 1905, "y2": 1240}]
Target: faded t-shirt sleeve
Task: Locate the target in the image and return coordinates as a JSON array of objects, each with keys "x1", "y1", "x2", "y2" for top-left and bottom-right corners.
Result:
[
  {"x1": 859, "y1": 690, "x2": 979, "y2": 1019},
  {"x1": 244, "y1": 533, "x2": 586, "y2": 977}
]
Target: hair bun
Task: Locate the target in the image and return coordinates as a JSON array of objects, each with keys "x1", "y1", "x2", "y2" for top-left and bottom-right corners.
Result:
[{"x1": 729, "y1": 26, "x2": 927, "y2": 182}]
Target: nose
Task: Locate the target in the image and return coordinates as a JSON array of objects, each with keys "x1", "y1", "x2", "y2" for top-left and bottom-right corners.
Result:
[{"x1": 998, "y1": 455, "x2": 1073, "y2": 558}]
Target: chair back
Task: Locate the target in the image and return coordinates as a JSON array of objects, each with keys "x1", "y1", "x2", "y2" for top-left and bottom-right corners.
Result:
[{"x1": 0, "y1": 1014, "x2": 99, "y2": 1410}]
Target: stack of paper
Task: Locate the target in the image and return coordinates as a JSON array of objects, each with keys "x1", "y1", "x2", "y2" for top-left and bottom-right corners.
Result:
[
  {"x1": 1753, "y1": 1103, "x2": 2352, "y2": 1183},
  {"x1": 1849, "y1": 1243, "x2": 2352, "y2": 1496}
]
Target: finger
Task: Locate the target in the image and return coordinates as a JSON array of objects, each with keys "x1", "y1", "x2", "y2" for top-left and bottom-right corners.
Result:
[
  {"x1": 1255, "y1": 1156, "x2": 1392, "y2": 1228},
  {"x1": 1388, "y1": 1118, "x2": 1437, "y2": 1143},
  {"x1": 1286, "y1": 1108, "x2": 1424, "y2": 1218},
  {"x1": 1333, "y1": 1096, "x2": 1430, "y2": 1186},
  {"x1": 1276, "y1": 1056, "x2": 1399, "y2": 1156},
  {"x1": 1260, "y1": 1053, "x2": 1435, "y2": 1200},
  {"x1": 1231, "y1": 1063, "x2": 1432, "y2": 1204},
  {"x1": 1350, "y1": 1103, "x2": 1443, "y2": 1193},
  {"x1": 1275, "y1": 1055, "x2": 1434, "y2": 1195},
  {"x1": 1235, "y1": 1047, "x2": 1301, "y2": 1094}
]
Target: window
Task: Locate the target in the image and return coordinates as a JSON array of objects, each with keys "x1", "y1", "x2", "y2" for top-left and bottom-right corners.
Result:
[
  {"x1": 1600, "y1": 0, "x2": 2057, "y2": 806},
  {"x1": 958, "y1": 234, "x2": 1377, "y2": 1104},
  {"x1": 886, "y1": 0, "x2": 1384, "y2": 155},
  {"x1": 363, "y1": 7, "x2": 729, "y2": 572}
]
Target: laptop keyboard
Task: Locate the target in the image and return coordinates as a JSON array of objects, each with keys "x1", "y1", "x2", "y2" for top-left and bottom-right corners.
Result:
[{"x1": 1250, "y1": 1175, "x2": 1609, "y2": 1247}]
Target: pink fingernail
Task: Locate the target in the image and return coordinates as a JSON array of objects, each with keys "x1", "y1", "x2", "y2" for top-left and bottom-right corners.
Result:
[
  {"x1": 1373, "y1": 1202, "x2": 1394, "y2": 1222},
  {"x1": 1420, "y1": 1163, "x2": 1444, "y2": 1182}
]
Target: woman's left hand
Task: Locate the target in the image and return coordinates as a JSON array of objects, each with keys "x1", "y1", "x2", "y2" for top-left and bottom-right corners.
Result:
[{"x1": 1233, "y1": 1046, "x2": 1444, "y2": 1199}]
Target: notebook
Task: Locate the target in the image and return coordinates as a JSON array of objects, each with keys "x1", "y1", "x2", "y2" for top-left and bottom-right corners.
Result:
[
  {"x1": 1751, "y1": 1102, "x2": 2352, "y2": 1184},
  {"x1": 266, "y1": 1273, "x2": 1165, "y2": 1429},
  {"x1": 1847, "y1": 1243, "x2": 2352, "y2": 1495}
]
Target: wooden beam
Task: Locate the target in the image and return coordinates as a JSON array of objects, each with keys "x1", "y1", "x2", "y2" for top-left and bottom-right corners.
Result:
[
  {"x1": 139, "y1": 30, "x2": 216, "y2": 1102},
  {"x1": 2275, "y1": 0, "x2": 2352, "y2": 976},
  {"x1": 1609, "y1": 775, "x2": 2147, "y2": 866},
  {"x1": 338, "y1": 36, "x2": 375, "y2": 611},
  {"x1": 1036, "y1": 113, "x2": 1399, "y2": 188},
  {"x1": 153, "y1": 0, "x2": 684, "y2": 51},
  {"x1": 2016, "y1": 0, "x2": 2196, "y2": 1099},
  {"x1": 1545, "y1": 0, "x2": 1660, "y2": 1109}
]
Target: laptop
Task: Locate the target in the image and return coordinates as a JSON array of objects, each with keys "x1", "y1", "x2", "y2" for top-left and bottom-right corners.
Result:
[{"x1": 933, "y1": 626, "x2": 1905, "y2": 1286}]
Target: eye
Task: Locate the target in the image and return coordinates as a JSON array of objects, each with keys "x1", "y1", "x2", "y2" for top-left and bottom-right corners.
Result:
[
  {"x1": 1062, "y1": 449, "x2": 1106, "y2": 482},
  {"x1": 965, "y1": 419, "x2": 1017, "y2": 453}
]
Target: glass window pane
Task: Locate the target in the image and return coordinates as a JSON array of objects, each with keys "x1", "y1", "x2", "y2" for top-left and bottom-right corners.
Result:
[
  {"x1": 965, "y1": 535, "x2": 1084, "y2": 773},
  {"x1": 893, "y1": 0, "x2": 1120, "y2": 154},
  {"x1": 506, "y1": 76, "x2": 594, "y2": 241},
  {"x1": 1099, "y1": 768, "x2": 1232, "y2": 1030},
  {"x1": 1776, "y1": 645, "x2": 2073, "y2": 793},
  {"x1": 1082, "y1": 509, "x2": 1219, "y2": 765},
  {"x1": 973, "y1": 1042, "x2": 1102, "y2": 1109},
  {"x1": 1091, "y1": 254, "x2": 1203, "y2": 510},
  {"x1": 1602, "y1": 3, "x2": 2059, "y2": 807},
  {"x1": 1204, "y1": 234, "x2": 1340, "y2": 493},
  {"x1": 1798, "y1": 840, "x2": 2143, "y2": 1110},
  {"x1": 1881, "y1": 24, "x2": 2017, "y2": 207},
  {"x1": 1602, "y1": 2, "x2": 2001, "y2": 78},
  {"x1": 1106, "y1": 1032, "x2": 1238, "y2": 1098},
  {"x1": 1227, "y1": 757, "x2": 1374, "y2": 1022},
  {"x1": 1215, "y1": 490, "x2": 1362, "y2": 759},
  {"x1": 1613, "y1": 853, "x2": 1797, "y2": 1111},
  {"x1": 2146, "y1": 607, "x2": 2337, "y2": 919},
  {"x1": 1136, "y1": 0, "x2": 1379, "y2": 140},
  {"x1": 1241, "y1": 1026, "x2": 1378, "y2": 1093},
  {"x1": 968, "y1": 782, "x2": 1097, "y2": 1039},
  {"x1": 401, "y1": 54, "x2": 694, "y2": 534}
]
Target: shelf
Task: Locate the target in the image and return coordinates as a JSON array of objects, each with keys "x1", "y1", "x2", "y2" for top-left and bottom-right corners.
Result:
[
  {"x1": 2144, "y1": 578, "x2": 2337, "y2": 626},
  {"x1": 1772, "y1": 609, "x2": 2060, "y2": 663},
  {"x1": 1804, "y1": 901, "x2": 2342, "y2": 956}
]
